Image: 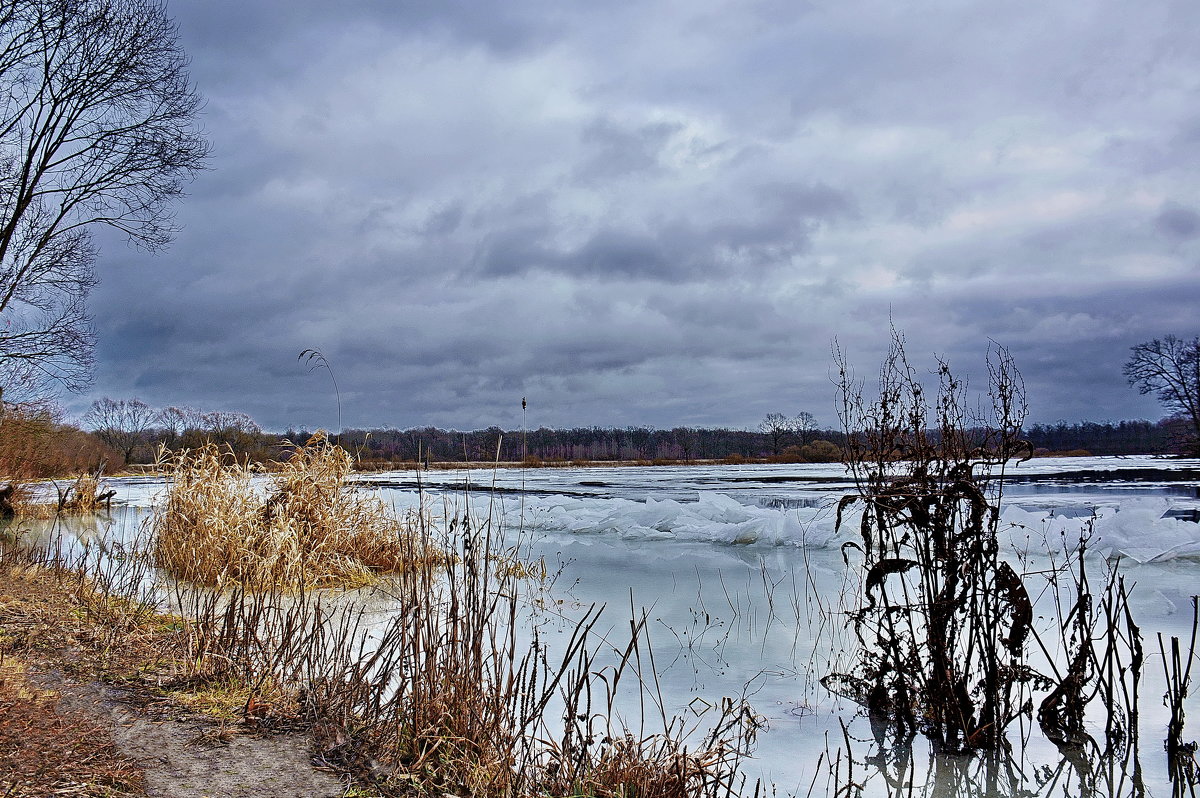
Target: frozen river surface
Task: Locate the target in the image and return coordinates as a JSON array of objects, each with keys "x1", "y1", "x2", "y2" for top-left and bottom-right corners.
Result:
[{"x1": 102, "y1": 456, "x2": 1200, "y2": 795}]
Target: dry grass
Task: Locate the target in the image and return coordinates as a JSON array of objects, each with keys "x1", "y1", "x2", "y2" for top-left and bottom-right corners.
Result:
[
  {"x1": 153, "y1": 434, "x2": 444, "y2": 588},
  {"x1": 5, "y1": 472, "x2": 117, "y2": 519},
  {"x1": 538, "y1": 733, "x2": 745, "y2": 798},
  {"x1": 0, "y1": 559, "x2": 173, "y2": 680},
  {"x1": 0, "y1": 659, "x2": 144, "y2": 798},
  {"x1": 164, "y1": 512, "x2": 756, "y2": 798},
  {"x1": 2, "y1": 441, "x2": 757, "y2": 798},
  {"x1": 0, "y1": 561, "x2": 157, "y2": 798}
]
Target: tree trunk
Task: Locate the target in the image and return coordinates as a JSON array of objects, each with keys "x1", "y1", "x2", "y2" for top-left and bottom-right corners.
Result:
[{"x1": 0, "y1": 484, "x2": 15, "y2": 518}]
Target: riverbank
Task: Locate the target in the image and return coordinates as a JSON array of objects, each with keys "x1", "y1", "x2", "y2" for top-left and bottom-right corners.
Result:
[
  {"x1": 0, "y1": 561, "x2": 344, "y2": 798},
  {"x1": 0, "y1": 440, "x2": 757, "y2": 797}
]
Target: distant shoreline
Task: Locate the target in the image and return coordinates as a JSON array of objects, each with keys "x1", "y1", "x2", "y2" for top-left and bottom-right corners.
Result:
[{"x1": 107, "y1": 447, "x2": 1152, "y2": 478}]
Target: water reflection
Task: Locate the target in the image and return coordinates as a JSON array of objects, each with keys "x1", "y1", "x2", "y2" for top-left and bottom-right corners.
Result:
[
  {"x1": 817, "y1": 723, "x2": 1200, "y2": 798},
  {"x1": 0, "y1": 511, "x2": 158, "y2": 606},
  {"x1": 1, "y1": 511, "x2": 112, "y2": 547}
]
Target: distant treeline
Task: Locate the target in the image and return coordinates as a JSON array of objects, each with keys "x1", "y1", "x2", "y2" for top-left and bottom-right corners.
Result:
[
  {"x1": 298, "y1": 426, "x2": 843, "y2": 465},
  {"x1": 1023, "y1": 418, "x2": 1186, "y2": 456},
  {"x1": 6, "y1": 394, "x2": 1187, "y2": 482},
  {"x1": 289, "y1": 418, "x2": 1189, "y2": 465}
]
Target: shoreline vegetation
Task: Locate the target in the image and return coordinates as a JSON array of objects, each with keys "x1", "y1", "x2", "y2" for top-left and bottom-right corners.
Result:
[
  {"x1": 1, "y1": 439, "x2": 1198, "y2": 794},
  {"x1": 1, "y1": 437, "x2": 761, "y2": 797},
  {"x1": 1, "y1": 393, "x2": 1191, "y2": 486}
]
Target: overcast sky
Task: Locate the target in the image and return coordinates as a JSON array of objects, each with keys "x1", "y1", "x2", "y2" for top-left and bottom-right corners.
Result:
[{"x1": 74, "y1": 0, "x2": 1200, "y2": 432}]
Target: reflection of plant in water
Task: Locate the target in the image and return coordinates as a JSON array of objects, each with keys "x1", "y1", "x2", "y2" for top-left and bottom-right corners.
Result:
[
  {"x1": 1036, "y1": 539, "x2": 1143, "y2": 764},
  {"x1": 820, "y1": 725, "x2": 1151, "y2": 798},
  {"x1": 1160, "y1": 597, "x2": 1200, "y2": 797}
]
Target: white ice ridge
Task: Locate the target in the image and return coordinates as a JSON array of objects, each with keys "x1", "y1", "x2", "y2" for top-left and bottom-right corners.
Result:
[
  {"x1": 515, "y1": 492, "x2": 1200, "y2": 562},
  {"x1": 516, "y1": 492, "x2": 835, "y2": 546},
  {"x1": 1001, "y1": 498, "x2": 1200, "y2": 564}
]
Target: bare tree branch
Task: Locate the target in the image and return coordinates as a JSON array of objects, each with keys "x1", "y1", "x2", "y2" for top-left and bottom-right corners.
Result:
[
  {"x1": 1124, "y1": 335, "x2": 1200, "y2": 454},
  {"x1": 0, "y1": 0, "x2": 208, "y2": 398}
]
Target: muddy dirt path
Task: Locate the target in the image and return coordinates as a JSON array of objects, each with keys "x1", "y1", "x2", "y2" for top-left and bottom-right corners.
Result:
[{"x1": 43, "y1": 673, "x2": 345, "y2": 798}]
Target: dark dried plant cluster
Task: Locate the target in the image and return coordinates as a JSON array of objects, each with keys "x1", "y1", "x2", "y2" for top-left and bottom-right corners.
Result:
[{"x1": 826, "y1": 332, "x2": 1147, "y2": 763}]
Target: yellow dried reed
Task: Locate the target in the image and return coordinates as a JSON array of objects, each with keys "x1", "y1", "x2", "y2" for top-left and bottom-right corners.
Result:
[
  {"x1": 6, "y1": 472, "x2": 116, "y2": 519},
  {"x1": 153, "y1": 434, "x2": 440, "y2": 588}
]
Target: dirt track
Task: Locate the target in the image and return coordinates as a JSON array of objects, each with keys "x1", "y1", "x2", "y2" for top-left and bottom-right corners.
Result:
[{"x1": 37, "y1": 672, "x2": 345, "y2": 798}]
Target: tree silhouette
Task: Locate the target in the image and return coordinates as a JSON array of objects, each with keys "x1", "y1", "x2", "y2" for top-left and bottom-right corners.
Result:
[
  {"x1": 0, "y1": 0, "x2": 208, "y2": 400},
  {"x1": 1124, "y1": 335, "x2": 1200, "y2": 454}
]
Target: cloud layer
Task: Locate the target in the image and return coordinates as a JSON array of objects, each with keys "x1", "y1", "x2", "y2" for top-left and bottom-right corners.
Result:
[{"x1": 79, "y1": 0, "x2": 1200, "y2": 432}]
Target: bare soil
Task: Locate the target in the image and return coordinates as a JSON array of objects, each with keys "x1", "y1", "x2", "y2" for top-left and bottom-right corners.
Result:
[
  {"x1": 45, "y1": 673, "x2": 345, "y2": 798},
  {"x1": 0, "y1": 563, "x2": 346, "y2": 798}
]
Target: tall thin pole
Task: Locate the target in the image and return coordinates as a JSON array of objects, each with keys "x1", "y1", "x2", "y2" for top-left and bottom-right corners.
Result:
[{"x1": 520, "y1": 396, "x2": 527, "y2": 531}]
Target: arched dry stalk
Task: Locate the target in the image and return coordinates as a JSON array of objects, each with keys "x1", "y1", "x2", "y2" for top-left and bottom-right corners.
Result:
[{"x1": 299, "y1": 348, "x2": 342, "y2": 443}]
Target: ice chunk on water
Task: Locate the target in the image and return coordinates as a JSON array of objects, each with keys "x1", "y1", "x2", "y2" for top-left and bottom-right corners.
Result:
[
  {"x1": 1088, "y1": 498, "x2": 1200, "y2": 563},
  {"x1": 517, "y1": 491, "x2": 847, "y2": 548},
  {"x1": 998, "y1": 499, "x2": 1200, "y2": 564},
  {"x1": 519, "y1": 490, "x2": 1200, "y2": 563}
]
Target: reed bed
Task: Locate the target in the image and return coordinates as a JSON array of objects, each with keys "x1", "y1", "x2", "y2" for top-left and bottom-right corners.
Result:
[
  {"x1": 159, "y1": 510, "x2": 756, "y2": 797},
  {"x1": 141, "y1": 436, "x2": 757, "y2": 795},
  {"x1": 153, "y1": 435, "x2": 443, "y2": 588},
  {"x1": 3, "y1": 471, "x2": 117, "y2": 519}
]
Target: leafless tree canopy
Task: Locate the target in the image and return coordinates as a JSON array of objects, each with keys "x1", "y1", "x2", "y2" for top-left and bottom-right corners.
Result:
[
  {"x1": 757, "y1": 412, "x2": 791, "y2": 455},
  {"x1": 85, "y1": 395, "x2": 155, "y2": 461},
  {"x1": 793, "y1": 409, "x2": 816, "y2": 444},
  {"x1": 759, "y1": 411, "x2": 817, "y2": 455},
  {"x1": 1123, "y1": 335, "x2": 1200, "y2": 454},
  {"x1": 0, "y1": 0, "x2": 208, "y2": 399}
]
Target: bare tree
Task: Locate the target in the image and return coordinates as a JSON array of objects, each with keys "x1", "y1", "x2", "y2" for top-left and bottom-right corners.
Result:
[
  {"x1": 0, "y1": 0, "x2": 208, "y2": 398},
  {"x1": 759, "y1": 412, "x2": 794, "y2": 455},
  {"x1": 793, "y1": 410, "x2": 817, "y2": 445},
  {"x1": 1124, "y1": 335, "x2": 1200, "y2": 454},
  {"x1": 157, "y1": 405, "x2": 192, "y2": 439},
  {"x1": 201, "y1": 410, "x2": 261, "y2": 436},
  {"x1": 85, "y1": 396, "x2": 156, "y2": 463}
]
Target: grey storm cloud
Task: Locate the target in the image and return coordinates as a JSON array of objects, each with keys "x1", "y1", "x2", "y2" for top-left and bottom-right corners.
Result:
[
  {"x1": 1155, "y1": 203, "x2": 1200, "y2": 240},
  {"x1": 71, "y1": 0, "x2": 1200, "y2": 432}
]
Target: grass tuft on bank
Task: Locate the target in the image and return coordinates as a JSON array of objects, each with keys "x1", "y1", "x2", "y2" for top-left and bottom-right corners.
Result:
[{"x1": 153, "y1": 434, "x2": 443, "y2": 588}]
